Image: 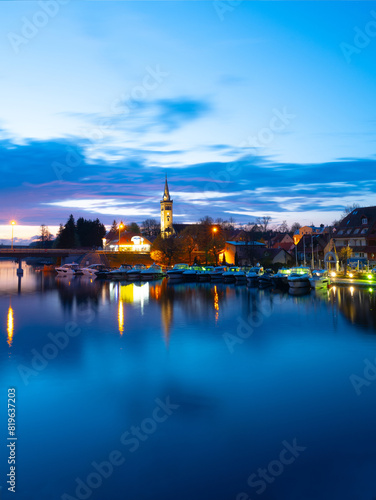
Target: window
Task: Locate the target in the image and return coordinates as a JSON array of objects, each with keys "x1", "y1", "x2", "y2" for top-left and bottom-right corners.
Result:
[
  {"x1": 338, "y1": 230, "x2": 344, "y2": 235},
  {"x1": 354, "y1": 228, "x2": 360, "y2": 234},
  {"x1": 361, "y1": 228, "x2": 368, "y2": 234},
  {"x1": 346, "y1": 229, "x2": 352, "y2": 234},
  {"x1": 362, "y1": 217, "x2": 368, "y2": 224},
  {"x1": 347, "y1": 220, "x2": 350, "y2": 224},
  {"x1": 353, "y1": 210, "x2": 358, "y2": 215}
]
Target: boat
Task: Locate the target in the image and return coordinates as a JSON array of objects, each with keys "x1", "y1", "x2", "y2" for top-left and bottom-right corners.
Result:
[
  {"x1": 246, "y1": 266, "x2": 264, "y2": 285},
  {"x1": 234, "y1": 269, "x2": 247, "y2": 283},
  {"x1": 222, "y1": 266, "x2": 243, "y2": 283},
  {"x1": 197, "y1": 266, "x2": 214, "y2": 282},
  {"x1": 81, "y1": 264, "x2": 109, "y2": 277},
  {"x1": 288, "y1": 266, "x2": 312, "y2": 289},
  {"x1": 208, "y1": 266, "x2": 228, "y2": 281},
  {"x1": 272, "y1": 268, "x2": 291, "y2": 288},
  {"x1": 140, "y1": 264, "x2": 164, "y2": 280},
  {"x1": 107, "y1": 264, "x2": 133, "y2": 280},
  {"x1": 56, "y1": 263, "x2": 81, "y2": 276},
  {"x1": 258, "y1": 269, "x2": 275, "y2": 287},
  {"x1": 167, "y1": 264, "x2": 190, "y2": 281},
  {"x1": 309, "y1": 270, "x2": 330, "y2": 289},
  {"x1": 182, "y1": 265, "x2": 205, "y2": 282},
  {"x1": 126, "y1": 264, "x2": 147, "y2": 281}
]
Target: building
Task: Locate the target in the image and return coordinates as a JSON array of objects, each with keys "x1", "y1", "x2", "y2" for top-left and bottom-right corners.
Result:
[
  {"x1": 293, "y1": 225, "x2": 326, "y2": 245},
  {"x1": 223, "y1": 241, "x2": 293, "y2": 266},
  {"x1": 160, "y1": 176, "x2": 174, "y2": 238},
  {"x1": 333, "y1": 206, "x2": 376, "y2": 265},
  {"x1": 106, "y1": 232, "x2": 152, "y2": 253}
]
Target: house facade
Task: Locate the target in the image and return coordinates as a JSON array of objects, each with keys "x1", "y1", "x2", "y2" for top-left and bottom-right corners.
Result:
[{"x1": 333, "y1": 206, "x2": 376, "y2": 264}]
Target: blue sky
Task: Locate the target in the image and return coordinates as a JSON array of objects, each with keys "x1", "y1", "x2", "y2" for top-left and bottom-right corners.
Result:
[{"x1": 1, "y1": 1, "x2": 376, "y2": 242}]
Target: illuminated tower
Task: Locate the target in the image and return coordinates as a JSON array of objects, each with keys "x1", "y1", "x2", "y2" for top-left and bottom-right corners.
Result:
[{"x1": 160, "y1": 176, "x2": 174, "y2": 238}]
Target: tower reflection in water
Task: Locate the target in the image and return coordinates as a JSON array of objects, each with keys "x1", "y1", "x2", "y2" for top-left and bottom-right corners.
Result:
[{"x1": 7, "y1": 303, "x2": 14, "y2": 347}]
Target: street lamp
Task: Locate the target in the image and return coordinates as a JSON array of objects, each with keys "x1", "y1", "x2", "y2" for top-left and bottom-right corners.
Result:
[
  {"x1": 118, "y1": 222, "x2": 124, "y2": 252},
  {"x1": 212, "y1": 227, "x2": 218, "y2": 265},
  {"x1": 10, "y1": 221, "x2": 16, "y2": 250}
]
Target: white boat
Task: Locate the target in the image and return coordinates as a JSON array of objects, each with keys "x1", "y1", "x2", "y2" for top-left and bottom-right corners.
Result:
[
  {"x1": 246, "y1": 266, "x2": 264, "y2": 284},
  {"x1": 258, "y1": 269, "x2": 274, "y2": 287},
  {"x1": 197, "y1": 266, "x2": 214, "y2": 282},
  {"x1": 126, "y1": 264, "x2": 147, "y2": 281},
  {"x1": 107, "y1": 264, "x2": 132, "y2": 280},
  {"x1": 222, "y1": 266, "x2": 243, "y2": 283},
  {"x1": 272, "y1": 268, "x2": 291, "y2": 288},
  {"x1": 56, "y1": 263, "x2": 81, "y2": 276},
  {"x1": 234, "y1": 269, "x2": 247, "y2": 283},
  {"x1": 140, "y1": 264, "x2": 164, "y2": 280},
  {"x1": 81, "y1": 264, "x2": 108, "y2": 277},
  {"x1": 209, "y1": 266, "x2": 228, "y2": 281},
  {"x1": 309, "y1": 270, "x2": 330, "y2": 289},
  {"x1": 288, "y1": 266, "x2": 312, "y2": 289},
  {"x1": 167, "y1": 264, "x2": 190, "y2": 281},
  {"x1": 182, "y1": 265, "x2": 205, "y2": 282}
]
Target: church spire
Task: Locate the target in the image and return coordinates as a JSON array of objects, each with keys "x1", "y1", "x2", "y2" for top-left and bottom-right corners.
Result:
[{"x1": 163, "y1": 174, "x2": 171, "y2": 201}]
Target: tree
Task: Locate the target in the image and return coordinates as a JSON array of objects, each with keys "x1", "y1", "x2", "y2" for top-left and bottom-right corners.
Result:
[
  {"x1": 257, "y1": 216, "x2": 272, "y2": 232},
  {"x1": 151, "y1": 235, "x2": 182, "y2": 266},
  {"x1": 128, "y1": 222, "x2": 141, "y2": 234},
  {"x1": 340, "y1": 203, "x2": 360, "y2": 222},
  {"x1": 180, "y1": 226, "x2": 199, "y2": 265},
  {"x1": 278, "y1": 220, "x2": 289, "y2": 233},
  {"x1": 290, "y1": 222, "x2": 301, "y2": 233},
  {"x1": 340, "y1": 246, "x2": 353, "y2": 275},
  {"x1": 56, "y1": 214, "x2": 77, "y2": 248},
  {"x1": 208, "y1": 229, "x2": 225, "y2": 265},
  {"x1": 38, "y1": 225, "x2": 53, "y2": 248},
  {"x1": 142, "y1": 219, "x2": 159, "y2": 238},
  {"x1": 76, "y1": 217, "x2": 106, "y2": 247}
]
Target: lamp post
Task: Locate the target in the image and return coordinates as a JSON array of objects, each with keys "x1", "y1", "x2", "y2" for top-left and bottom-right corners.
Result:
[
  {"x1": 118, "y1": 222, "x2": 124, "y2": 252},
  {"x1": 10, "y1": 221, "x2": 16, "y2": 250},
  {"x1": 212, "y1": 227, "x2": 218, "y2": 265}
]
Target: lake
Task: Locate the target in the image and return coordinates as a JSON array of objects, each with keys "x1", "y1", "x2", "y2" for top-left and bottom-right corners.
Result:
[{"x1": 1, "y1": 260, "x2": 376, "y2": 500}]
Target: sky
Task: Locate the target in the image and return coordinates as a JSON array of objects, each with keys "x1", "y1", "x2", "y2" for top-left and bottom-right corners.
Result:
[{"x1": 1, "y1": 1, "x2": 376, "y2": 244}]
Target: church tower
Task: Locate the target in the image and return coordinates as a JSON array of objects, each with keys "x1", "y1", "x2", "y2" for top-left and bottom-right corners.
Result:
[{"x1": 160, "y1": 176, "x2": 174, "y2": 238}]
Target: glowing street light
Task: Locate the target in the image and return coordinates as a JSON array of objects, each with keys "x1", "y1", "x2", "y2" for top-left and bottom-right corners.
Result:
[
  {"x1": 10, "y1": 221, "x2": 16, "y2": 250},
  {"x1": 118, "y1": 222, "x2": 125, "y2": 252}
]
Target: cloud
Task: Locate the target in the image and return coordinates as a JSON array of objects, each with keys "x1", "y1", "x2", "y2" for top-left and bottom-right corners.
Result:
[
  {"x1": 156, "y1": 98, "x2": 211, "y2": 132},
  {"x1": 1, "y1": 136, "x2": 376, "y2": 231}
]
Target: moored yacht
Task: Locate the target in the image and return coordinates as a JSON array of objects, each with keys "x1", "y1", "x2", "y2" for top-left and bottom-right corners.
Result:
[
  {"x1": 222, "y1": 266, "x2": 243, "y2": 283},
  {"x1": 209, "y1": 266, "x2": 228, "y2": 281},
  {"x1": 56, "y1": 263, "x2": 81, "y2": 276},
  {"x1": 246, "y1": 266, "x2": 264, "y2": 285},
  {"x1": 126, "y1": 264, "x2": 147, "y2": 281},
  {"x1": 272, "y1": 268, "x2": 291, "y2": 288},
  {"x1": 197, "y1": 266, "x2": 214, "y2": 282},
  {"x1": 258, "y1": 269, "x2": 275, "y2": 287},
  {"x1": 288, "y1": 266, "x2": 312, "y2": 289},
  {"x1": 167, "y1": 264, "x2": 190, "y2": 281},
  {"x1": 182, "y1": 265, "x2": 204, "y2": 282},
  {"x1": 81, "y1": 264, "x2": 108, "y2": 277},
  {"x1": 107, "y1": 264, "x2": 132, "y2": 280},
  {"x1": 140, "y1": 264, "x2": 164, "y2": 281},
  {"x1": 309, "y1": 270, "x2": 330, "y2": 289}
]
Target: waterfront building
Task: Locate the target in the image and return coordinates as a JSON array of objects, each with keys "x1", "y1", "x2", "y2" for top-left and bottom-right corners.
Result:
[{"x1": 333, "y1": 206, "x2": 376, "y2": 266}]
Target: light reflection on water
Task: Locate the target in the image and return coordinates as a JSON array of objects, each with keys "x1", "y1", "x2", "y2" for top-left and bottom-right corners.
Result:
[{"x1": 1, "y1": 261, "x2": 376, "y2": 500}]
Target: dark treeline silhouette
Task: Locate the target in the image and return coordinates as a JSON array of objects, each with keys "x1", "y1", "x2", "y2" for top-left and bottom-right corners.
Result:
[{"x1": 55, "y1": 215, "x2": 106, "y2": 249}]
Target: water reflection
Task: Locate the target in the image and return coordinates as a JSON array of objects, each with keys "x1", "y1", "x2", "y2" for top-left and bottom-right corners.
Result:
[
  {"x1": 118, "y1": 299, "x2": 124, "y2": 335},
  {"x1": 7, "y1": 303, "x2": 14, "y2": 347},
  {"x1": 330, "y1": 285, "x2": 376, "y2": 330}
]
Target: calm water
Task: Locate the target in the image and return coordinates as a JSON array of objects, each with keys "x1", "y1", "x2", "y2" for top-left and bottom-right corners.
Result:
[{"x1": 1, "y1": 261, "x2": 376, "y2": 500}]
